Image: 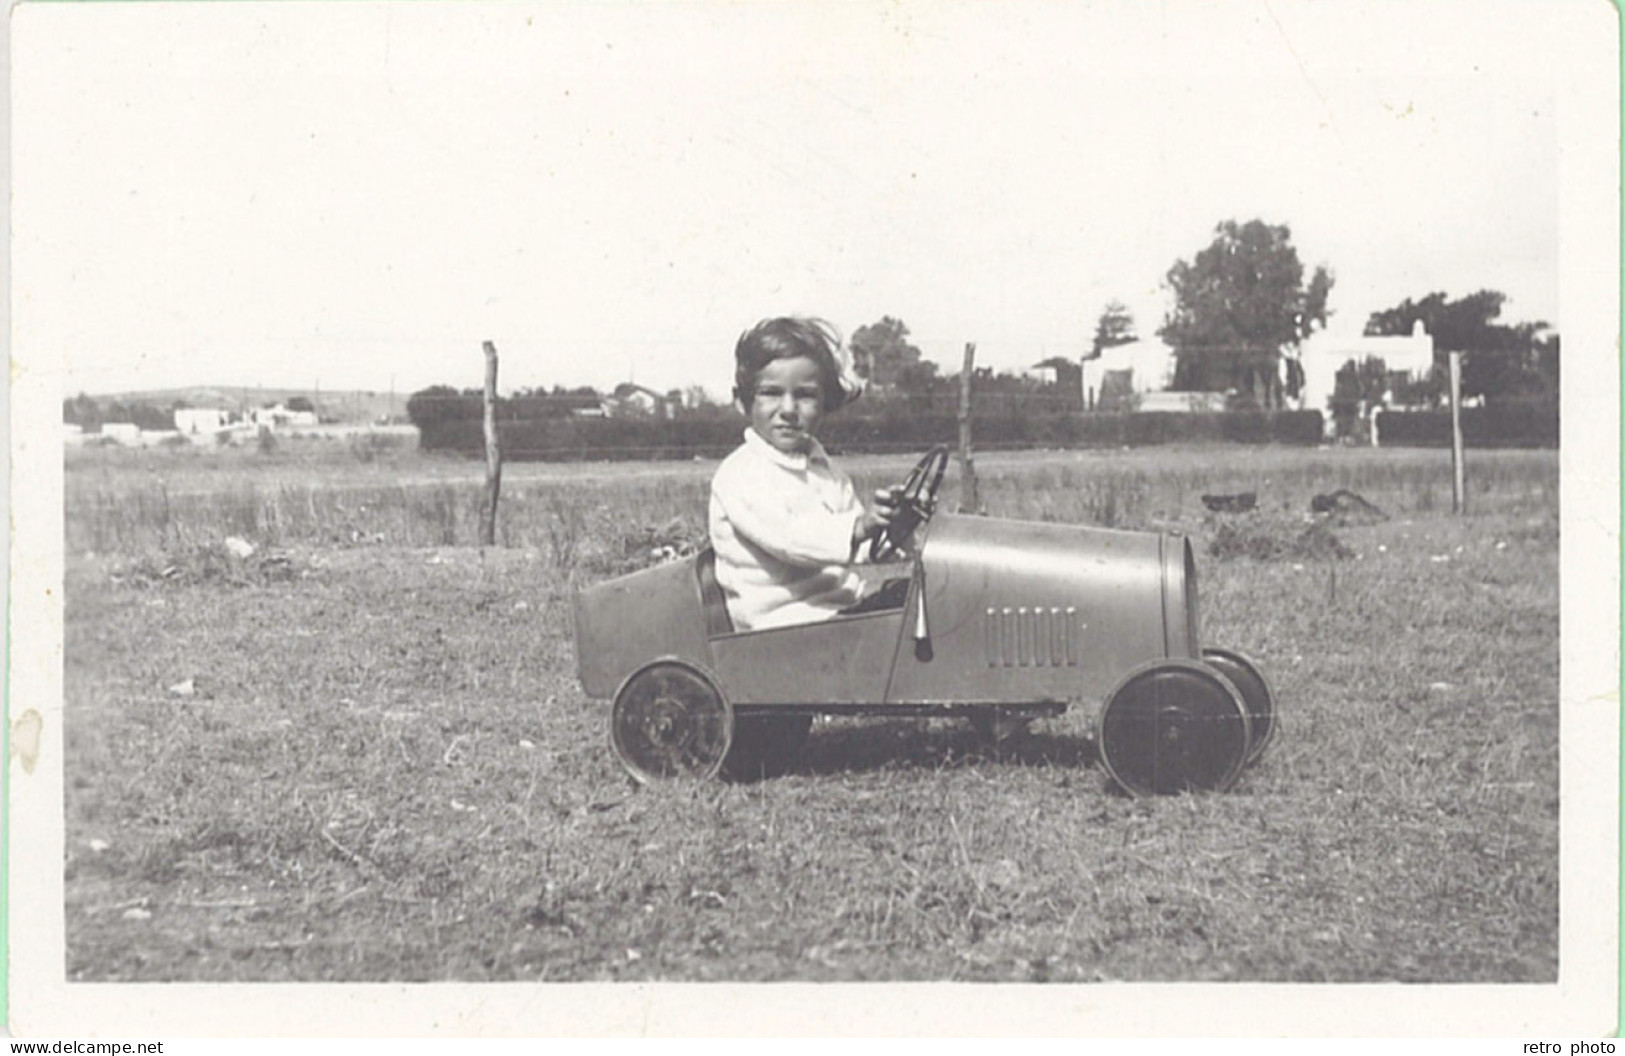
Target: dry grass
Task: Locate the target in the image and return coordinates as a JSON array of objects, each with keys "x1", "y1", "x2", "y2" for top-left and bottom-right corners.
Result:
[
  {"x1": 67, "y1": 441, "x2": 1555, "y2": 566},
  {"x1": 63, "y1": 443, "x2": 1559, "y2": 981}
]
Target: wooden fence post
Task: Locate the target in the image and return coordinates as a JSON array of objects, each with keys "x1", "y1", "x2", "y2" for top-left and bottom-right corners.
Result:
[
  {"x1": 1448, "y1": 351, "x2": 1466, "y2": 515},
  {"x1": 957, "y1": 341, "x2": 981, "y2": 514},
  {"x1": 480, "y1": 340, "x2": 503, "y2": 546}
]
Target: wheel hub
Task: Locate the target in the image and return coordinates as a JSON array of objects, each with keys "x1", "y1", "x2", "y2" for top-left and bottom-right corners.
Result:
[
  {"x1": 611, "y1": 661, "x2": 733, "y2": 783},
  {"x1": 643, "y1": 696, "x2": 694, "y2": 750}
]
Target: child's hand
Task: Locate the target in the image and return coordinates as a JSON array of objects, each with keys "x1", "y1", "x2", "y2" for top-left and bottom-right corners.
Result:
[
  {"x1": 873, "y1": 485, "x2": 905, "y2": 526},
  {"x1": 853, "y1": 487, "x2": 905, "y2": 550}
]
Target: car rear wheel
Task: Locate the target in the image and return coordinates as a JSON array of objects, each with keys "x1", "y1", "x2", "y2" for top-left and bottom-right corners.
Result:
[
  {"x1": 1097, "y1": 659, "x2": 1252, "y2": 796},
  {"x1": 1201, "y1": 647, "x2": 1276, "y2": 765},
  {"x1": 610, "y1": 660, "x2": 733, "y2": 783},
  {"x1": 721, "y1": 714, "x2": 813, "y2": 781}
]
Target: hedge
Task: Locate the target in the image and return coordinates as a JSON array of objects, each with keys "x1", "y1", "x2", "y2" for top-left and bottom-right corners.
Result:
[
  {"x1": 416, "y1": 407, "x2": 1330, "y2": 459},
  {"x1": 1374, "y1": 403, "x2": 1559, "y2": 448}
]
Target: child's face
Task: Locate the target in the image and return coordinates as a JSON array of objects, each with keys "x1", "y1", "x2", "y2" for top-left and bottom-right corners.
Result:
[{"x1": 747, "y1": 355, "x2": 827, "y2": 455}]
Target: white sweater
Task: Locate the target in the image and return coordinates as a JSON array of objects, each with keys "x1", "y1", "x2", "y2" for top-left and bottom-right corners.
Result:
[{"x1": 708, "y1": 429, "x2": 868, "y2": 631}]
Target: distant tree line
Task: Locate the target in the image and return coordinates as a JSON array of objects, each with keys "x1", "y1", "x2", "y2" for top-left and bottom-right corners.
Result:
[
  {"x1": 63, "y1": 394, "x2": 180, "y2": 432},
  {"x1": 64, "y1": 391, "x2": 330, "y2": 432},
  {"x1": 405, "y1": 384, "x2": 606, "y2": 428},
  {"x1": 408, "y1": 401, "x2": 1329, "y2": 460},
  {"x1": 406, "y1": 317, "x2": 1102, "y2": 458},
  {"x1": 408, "y1": 347, "x2": 1323, "y2": 460}
]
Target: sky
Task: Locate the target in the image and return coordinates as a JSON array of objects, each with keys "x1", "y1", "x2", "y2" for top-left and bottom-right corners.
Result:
[{"x1": 11, "y1": 0, "x2": 1593, "y2": 403}]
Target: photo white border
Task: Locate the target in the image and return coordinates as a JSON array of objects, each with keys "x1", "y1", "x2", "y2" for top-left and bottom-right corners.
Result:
[{"x1": 6, "y1": 0, "x2": 1618, "y2": 1037}]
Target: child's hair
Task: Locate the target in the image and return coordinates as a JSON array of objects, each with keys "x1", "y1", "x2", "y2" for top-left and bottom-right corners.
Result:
[{"x1": 733, "y1": 316, "x2": 858, "y2": 413}]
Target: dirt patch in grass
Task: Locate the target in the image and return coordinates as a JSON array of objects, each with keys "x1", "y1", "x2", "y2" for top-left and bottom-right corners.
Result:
[{"x1": 1206, "y1": 513, "x2": 1354, "y2": 562}]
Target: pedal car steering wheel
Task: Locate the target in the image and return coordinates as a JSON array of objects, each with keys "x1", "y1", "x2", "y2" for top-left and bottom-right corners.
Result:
[{"x1": 870, "y1": 445, "x2": 950, "y2": 561}]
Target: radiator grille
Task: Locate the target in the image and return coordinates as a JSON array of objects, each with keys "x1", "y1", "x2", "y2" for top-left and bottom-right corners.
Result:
[{"x1": 984, "y1": 606, "x2": 1080, "y2": 667}]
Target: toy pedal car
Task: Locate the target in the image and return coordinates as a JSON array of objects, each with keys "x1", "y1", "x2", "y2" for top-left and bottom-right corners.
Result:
[{"x1": 573, "y1": 448, "x2": 1276, "y2": 796}]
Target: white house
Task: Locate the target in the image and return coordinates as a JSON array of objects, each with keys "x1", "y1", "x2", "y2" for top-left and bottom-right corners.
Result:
[
  {"x1": 175, "y1": 407, "x2": 231, "y2": 436},
  {"x1": 1295, "y1": 321, "x2": 1434, "y2": 417},
  {"x1": 250, "y1": 404, "x2": 320, "y2": 429},
  {"x1": 608, "y1": 384, "x2": 674, "y2": 419},
  {"x1": 1081, "y1": 339, "x2": 1178, "y2": 410}
]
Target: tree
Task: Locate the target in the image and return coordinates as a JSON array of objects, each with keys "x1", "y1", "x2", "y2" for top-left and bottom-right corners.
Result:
[
  {"x1": 1364, "y1": 290, "x2": 1555, "y2": 404},
  {"x1": 503, "y1": 384, "x2": 603, "y2": 421},
  {"x1": 1160, "y1": 219, "x2": 1333, "y2": 408},
  {"x1": 682, "y1": 385, "x2": 722, "y2": 415},
  {"x1": 63, "y1": 392, "x2": 102, "y2": 430},
  {"x1": 94, "y1": 398, "x2": 169, "y2": 431},
  {"x1": 550, "y1": 385, "x2": 604, "y2": 416},
  {"x1": 127, "y1": 401, "x2": 174, "y2": 431},
  {"x1": 850, "y1": 316, "x2": 939, "y2": 392},
  {"x1": 1329, "y1": 356, "x2": 1389, "y2": 440},
  {"x1": 1090, "y1": 300, "x2": 1138, "y2": 357},
  {"x1": 285, "y1": 396, "x2": 316, "y2": 414},
  {"x1": 1532, "y1": 331, "x2": 1559, "y2": 397},
  {"x1": 406, "y1": 385, "x2": 473, "y2": 429}
]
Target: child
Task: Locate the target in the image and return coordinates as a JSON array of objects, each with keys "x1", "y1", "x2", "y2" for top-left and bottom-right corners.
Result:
[{"x1": 709, "y1": 316, "x2": 902, "y2": 631}]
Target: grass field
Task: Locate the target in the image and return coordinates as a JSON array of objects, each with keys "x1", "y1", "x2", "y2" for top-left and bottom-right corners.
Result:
[{"x1": 63, "y1": 440, "x2": 1559, "y2": 982}]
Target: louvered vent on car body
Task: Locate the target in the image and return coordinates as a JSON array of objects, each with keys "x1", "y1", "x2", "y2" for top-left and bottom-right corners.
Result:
[{"x1": 983, "y1": 606, "x2": 1081, "y2": 667}]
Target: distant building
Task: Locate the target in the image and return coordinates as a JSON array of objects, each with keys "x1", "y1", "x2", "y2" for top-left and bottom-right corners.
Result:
[
  {"x1": 1023, "y1": 363, "x2": 1061, "y2": 385},
  {"x1": 175, "y1": 408, "x2": 231, "y2": 436},
  {"x1": 1082, "y1": 339, "x2": 1177, "y2": 410},
  {"x1": 250, "y1": 404, "x2": 320, "y2": 429},
  {"x1": 1296, "y1": 321, "x2": 1434, "y2": 416},
  {"x1": 607, "y1": 383, "x2": 674, "y2": 419}
]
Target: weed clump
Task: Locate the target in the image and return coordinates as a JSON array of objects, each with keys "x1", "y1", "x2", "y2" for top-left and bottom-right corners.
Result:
[
  {"x1": 118, "y1": 540, "x2": 305, "y2": 588},
  {"x1": 1207, "y1": 514, "x2": 1353, "y2": 562},
  {"x1": 1310, "y1": 489, "x2": 1388, "y2": 526},
  {"x1": 348, "y1": 431, "x2": 409, "y2": 464},
  {"x1": 585, "y1": 517, "x2": 707, "y2": 577}
]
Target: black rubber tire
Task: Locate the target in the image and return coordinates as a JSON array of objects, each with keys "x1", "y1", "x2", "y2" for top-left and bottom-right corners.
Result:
[
  {"x1": 1202, "y1": 647, "x2": 1277, "y2": 766},
  {"x1": 1097, "y1": 659, "x2": 1252, "y2": 796},
  {"x1": 610, "y1": 661, "x2": 733, "y2": 783}
]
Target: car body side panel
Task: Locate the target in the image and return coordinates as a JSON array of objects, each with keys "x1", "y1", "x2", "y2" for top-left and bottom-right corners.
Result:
[
  {"x1": 708, "y1": 609, "x2": 906, "y2": 705},
  {"x1": 884, "y1": 513, "x2": 1185, "y2": 706},
  {"x1": 574, "y1": 556, "x2": 713, "y2": 699},
  {"x1": 574, "y1": 514, "x2": 1199, "y2": 710}
]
